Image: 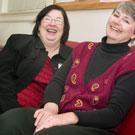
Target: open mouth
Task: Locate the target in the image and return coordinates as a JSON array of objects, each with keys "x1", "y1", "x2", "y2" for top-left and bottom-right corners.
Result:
[
  {"x1": 111, "y1": 25, "x2": 121, "y2": 33},
  {"x1": 47, "y1": 28, "x2": 57, "y2": 33}
]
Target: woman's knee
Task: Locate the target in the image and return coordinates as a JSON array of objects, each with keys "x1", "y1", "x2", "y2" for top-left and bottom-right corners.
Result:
[
  {"x1": 35, "y1": 125, "x2": 77, "y2": 135},
  {"x1": 34, "y1": 125, "x2": 114, "y2": 135},
  {"x1": 0, "y1": 108, "x2": 36, "y2": 135},
  {"x1": 0, "y1": 108, "x2": 35, "y2": 123}
]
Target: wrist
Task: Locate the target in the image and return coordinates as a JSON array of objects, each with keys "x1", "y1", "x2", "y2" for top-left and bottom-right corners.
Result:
[
  {"x1": 69, "y1": 112, "x2": 79, "y2": 124},
  {"x1": 44, "y1": 102, "x2": 59, "y2": 114},
  {"x1": 62, "y1": 112, "x2": 79, "y2": 125}
]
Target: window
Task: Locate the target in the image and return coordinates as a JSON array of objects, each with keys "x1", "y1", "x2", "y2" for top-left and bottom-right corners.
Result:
[
  {"x1": 8, "y1": 0, "x2": 46, "y2": 12},
  {"x1": 0, "y1": 0, "x2": 55, "y2": 13}
]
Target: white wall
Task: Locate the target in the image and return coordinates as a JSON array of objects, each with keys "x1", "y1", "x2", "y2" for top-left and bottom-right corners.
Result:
[
  {"x1": 0, "y1": 8, "x2": 113, "y2": 47},
  {"x1": 67, "y1": 9, "x2": 112, "y2": 42},
  {"x1": 0, "y1": 21, "x2": 34, "y2": 46},
  {"x1": 0, "y1": 1, "x2": 2, "y2": 11},
  {"x1": 0, "y1": 12, "x2": 36, "y2": 47}
]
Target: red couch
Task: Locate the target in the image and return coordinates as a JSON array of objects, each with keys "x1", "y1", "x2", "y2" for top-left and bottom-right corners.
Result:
[{"x1": 66, "y1": 41, "x2": 135, "y2": 135}]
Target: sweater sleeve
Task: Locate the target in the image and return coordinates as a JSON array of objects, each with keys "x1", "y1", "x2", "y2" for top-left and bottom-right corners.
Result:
[
  {"x1": 74, "y1": 72, "x2": 135, "y2": 129},
  {"x1": 43, "y1": 54, "x2": 72, "y2": 105}
]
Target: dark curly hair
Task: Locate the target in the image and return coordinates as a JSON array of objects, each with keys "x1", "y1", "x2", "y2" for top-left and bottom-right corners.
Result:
[{"x1": 32, "y1": 4, "x2": 70, "y2": 44}]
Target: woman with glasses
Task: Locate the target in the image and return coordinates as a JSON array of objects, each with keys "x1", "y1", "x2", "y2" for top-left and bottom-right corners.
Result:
[{"x1": 0, "y1": 4, "x2": 72, "y2": 114}]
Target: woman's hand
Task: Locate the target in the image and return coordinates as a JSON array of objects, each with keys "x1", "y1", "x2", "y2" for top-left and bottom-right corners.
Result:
[
  {"x1": 34, "y1": 112, "x2": 79, "y2": 133},
  {"x1": 34, "y1": 102, "x2": 59, "y2": 131}
]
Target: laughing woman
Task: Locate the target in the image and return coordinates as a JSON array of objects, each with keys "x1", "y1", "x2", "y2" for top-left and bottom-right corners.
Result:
[{"x1": 0, "y1": 4, "x2": 72, "y2": 114}]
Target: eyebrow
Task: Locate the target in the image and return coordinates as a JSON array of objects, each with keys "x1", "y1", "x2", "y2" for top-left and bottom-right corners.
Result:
[
  {"x1": 114, "y1": 10, "x2": 120, "y2": 15},
  {"x1": 115, "y1": 9, "x2": 133, "y2": 21},
  {"x1": 46, "y1": 15, "x2": 63, "y2": 20}
]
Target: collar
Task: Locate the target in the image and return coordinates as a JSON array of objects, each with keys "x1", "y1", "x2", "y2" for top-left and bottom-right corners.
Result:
[
  {"x1": 34, "y1": 37, "x2": 45, "y2": 50},
  {"x1": 100, "y1": 36, "x2": 130, "y2": 54},
  {"x1": 34, "y1": 36, "x2": 72, "y2": 60},
  {"x1": 58, "y1": 44, "x2": 72, "y2": 60}
]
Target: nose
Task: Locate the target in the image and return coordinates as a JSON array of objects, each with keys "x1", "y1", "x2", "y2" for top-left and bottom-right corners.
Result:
[
  {"x1": 50, "y1": 19, "x2": 56, "y2": 25},
  {"x1": 113, "y1": 17, "x2": 121, "y2": 25}
]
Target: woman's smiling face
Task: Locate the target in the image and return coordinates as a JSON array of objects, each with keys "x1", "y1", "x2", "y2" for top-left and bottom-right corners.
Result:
[
  {"x1": 106, "y1": 8, "x2": 135, "y2": 44},
  {"x1": 38, "y1": 9, "x2": 64, "y2": 45}
]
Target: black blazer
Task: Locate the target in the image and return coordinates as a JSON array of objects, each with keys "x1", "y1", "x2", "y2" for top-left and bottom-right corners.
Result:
[{"x1": 0, "y1": 34, "x2": 72, "y2": 113}]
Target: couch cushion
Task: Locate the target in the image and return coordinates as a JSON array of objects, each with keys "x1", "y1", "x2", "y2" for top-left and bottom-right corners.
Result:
[{"x1": 118, "y1": 103, "x2": 135, "y2": 135}]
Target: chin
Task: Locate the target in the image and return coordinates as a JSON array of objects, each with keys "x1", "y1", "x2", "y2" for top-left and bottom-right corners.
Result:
[{"x1": 107, "y1": 37, "x2": 118, "y2": 44}]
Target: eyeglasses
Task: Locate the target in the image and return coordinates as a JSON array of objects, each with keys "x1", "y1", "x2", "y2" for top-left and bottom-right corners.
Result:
[{"x1": 43, "y1": 16, "x2": 64, "y2": 25}]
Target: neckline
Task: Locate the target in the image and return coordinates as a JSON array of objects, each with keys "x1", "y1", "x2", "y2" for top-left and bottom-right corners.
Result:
[{"x1": 100, "y1": 36, "x2": 130, "y2": 54}]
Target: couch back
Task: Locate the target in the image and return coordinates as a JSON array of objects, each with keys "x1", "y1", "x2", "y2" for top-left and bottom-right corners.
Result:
[{"x1": 65, "y1": 40, "x2": 79, "y2": 48}]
